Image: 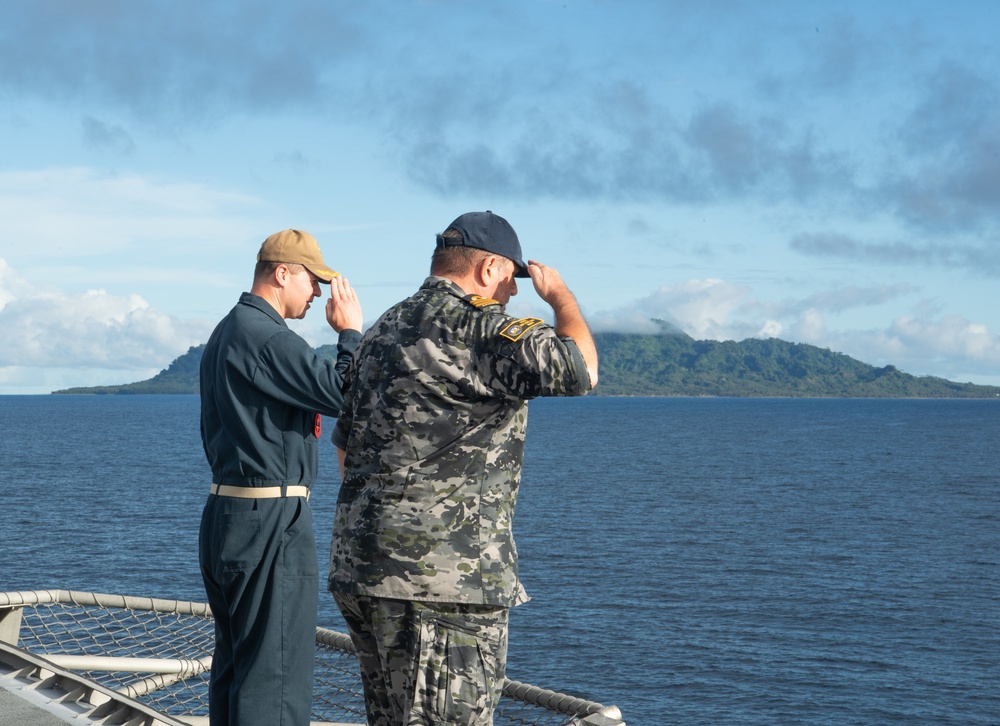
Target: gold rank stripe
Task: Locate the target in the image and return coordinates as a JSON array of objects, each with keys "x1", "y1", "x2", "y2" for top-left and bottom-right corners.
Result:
[
  {"x1": 468, "y1": 295, "x2": 500, "y2": 308},
  {"x1": 499, "y1": 317, "x2": 544, "y2": 341}
]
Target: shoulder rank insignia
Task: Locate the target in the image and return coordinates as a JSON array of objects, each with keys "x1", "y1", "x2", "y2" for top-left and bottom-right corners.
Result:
[
  {"x1": 499, "y1": 317, "x2": 544, "y2": 342},
  {"x1": 468, "y1": 295, "x2": 500, "y2": 308}
]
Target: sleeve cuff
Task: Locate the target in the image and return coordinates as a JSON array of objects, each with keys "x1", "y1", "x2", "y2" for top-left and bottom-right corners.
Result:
[
  {"x1": 560, "y1": 337, "x2": 592, "y2": 393},
  {"x1": 331, "y1": 425, "x2": 350, "y2": 450},
  {"x1": 338, "y1": 328, "x2": 362, "y2": 351}
]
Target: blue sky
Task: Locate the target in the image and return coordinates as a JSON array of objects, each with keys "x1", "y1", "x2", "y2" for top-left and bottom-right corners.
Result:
[{"x1": 1, "y1": 0, "x2": 998, "y2": 393}]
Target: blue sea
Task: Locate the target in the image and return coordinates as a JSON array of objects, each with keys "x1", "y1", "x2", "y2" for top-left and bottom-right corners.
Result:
[{"x1": 1, "y1": 395, "x2": 998, "y2": 725}]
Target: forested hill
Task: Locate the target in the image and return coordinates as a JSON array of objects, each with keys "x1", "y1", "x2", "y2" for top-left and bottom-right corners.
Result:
[
  {"x1": 590, "y1": 333, "x2": 998, "y2": 397},
  {"x1": 52, "y1": 333, "x2": 1000, "y2": 398}
]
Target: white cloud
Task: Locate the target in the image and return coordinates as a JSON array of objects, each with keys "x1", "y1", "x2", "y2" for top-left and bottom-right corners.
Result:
[
  {"x1": 592, "y1": 279, "x2": 756, "y2": 339},
  {"x1": 758, "y1": 320, "x2": 783, "y2": 338},
  {"x1": 0, "y1": 257, "x2": 29, "y2": 310},
  {"x1": 0, "y1": 258, "x2": 212, "y2": 384},
  {"x1": 588, "y1": 308, "x2": 671, "y2": 336},
  {"x1": 795, "y1": 312, "x2": 1000, "y2": 385},
  {"x1": 591, "y1": 280, "x2": 1000, "y2": 384},
  {"x1": 882, "y1": 315, "x2": 1000, "y2": 366},
  {"x1": 788, "y1": 309, "x2": 828, "y2": 342}
]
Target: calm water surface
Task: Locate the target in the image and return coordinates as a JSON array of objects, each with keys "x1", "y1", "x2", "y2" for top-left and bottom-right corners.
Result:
[{"x1": 1, "y1": 395, "x2": 998, "y2": 724}]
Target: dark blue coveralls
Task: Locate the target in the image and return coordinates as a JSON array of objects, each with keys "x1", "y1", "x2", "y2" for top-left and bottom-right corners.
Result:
[{"x1": 199, "y1": 292, "x2": 359, "y2": 726}]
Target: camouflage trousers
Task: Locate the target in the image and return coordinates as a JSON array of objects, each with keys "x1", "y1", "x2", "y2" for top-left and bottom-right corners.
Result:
[{"x1": 333, "y1": 593, "x2": 508, "y2": 726}]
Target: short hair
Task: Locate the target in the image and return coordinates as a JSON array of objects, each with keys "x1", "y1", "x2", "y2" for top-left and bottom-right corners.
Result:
[
  {"x1": 430, "y1": 228, "x2": 493, "y2": 277},
  {"x1": 430, "y1": 228, "x2": 518, "y2": 279},
  {"x1": 253, "y1": 260, "x2": 304, "y2": 284}
]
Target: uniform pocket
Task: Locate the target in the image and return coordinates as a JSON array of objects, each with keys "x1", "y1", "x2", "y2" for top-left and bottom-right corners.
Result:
[
  {"x1": 216, "y1": 505, "x2": 263, "y2": 575},
  {"x1": 282, "y1": 497, "x2": 318, "y2": 579},
  {"x1": 412, "y1": 609, "x2": 505, "y2": 725}
]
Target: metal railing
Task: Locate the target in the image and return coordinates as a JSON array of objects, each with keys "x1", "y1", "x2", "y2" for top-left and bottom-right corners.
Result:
[{"x1": 0, "y1": 590, "x2": 624, "y2": 726}]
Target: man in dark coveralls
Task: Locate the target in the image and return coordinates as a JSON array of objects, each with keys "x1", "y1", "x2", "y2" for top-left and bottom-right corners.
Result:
[
  {"x1": 329, "y1": 211, "x2": 599, "y2": 725},
  {"x1": 199, "y1": 229, "x2": 363, "y2": 726}
]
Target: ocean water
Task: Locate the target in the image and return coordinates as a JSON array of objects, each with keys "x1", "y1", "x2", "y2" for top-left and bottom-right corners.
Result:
[{"x1": 1, "y1": 395, "x2": 998, "y2": 725}]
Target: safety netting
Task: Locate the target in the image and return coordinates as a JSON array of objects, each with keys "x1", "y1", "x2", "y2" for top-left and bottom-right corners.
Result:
[{"x1": 0, "y1": 590, "x2": 622, "y2": 726}]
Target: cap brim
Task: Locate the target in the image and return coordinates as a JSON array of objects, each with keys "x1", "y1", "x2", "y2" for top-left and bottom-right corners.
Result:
[{"x1": 305, "y1": 264, "x2": 339, "y2": 283}]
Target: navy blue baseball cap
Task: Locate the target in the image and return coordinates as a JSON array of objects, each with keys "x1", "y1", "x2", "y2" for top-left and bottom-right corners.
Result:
[{"x1": 436, "y1": 210, "x2": 529, "y2": 277}]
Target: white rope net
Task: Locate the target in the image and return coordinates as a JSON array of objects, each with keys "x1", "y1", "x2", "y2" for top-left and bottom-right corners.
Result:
[{"x1": 0, "y1": 591, "x2": 622, "y2": 726}]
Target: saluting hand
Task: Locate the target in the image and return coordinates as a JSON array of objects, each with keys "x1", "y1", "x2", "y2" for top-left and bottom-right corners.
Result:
[
  {"x1": 527, "y1": 259, "x2": 598, "y2": 386},
  {"x1": 526, "y1": 260, "x2": 572, "y2": 307},
  {"x1": 326, "y1": 276, "x2": 363, "y2": 333}
]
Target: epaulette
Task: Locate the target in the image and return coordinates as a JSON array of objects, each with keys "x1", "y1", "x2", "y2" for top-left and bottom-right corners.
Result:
[{"x1": 466, "y1": 295, "x2": 500, "y2": 309}]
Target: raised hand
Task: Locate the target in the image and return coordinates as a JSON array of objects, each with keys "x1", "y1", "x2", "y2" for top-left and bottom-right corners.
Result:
[{"x1": 325, "y1": 276, "x2": 363, "y2": 333}]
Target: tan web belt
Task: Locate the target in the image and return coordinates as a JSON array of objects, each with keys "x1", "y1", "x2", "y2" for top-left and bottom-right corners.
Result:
[{"x1": 210, "y1": 483, "x2": 310, "y2": 500}]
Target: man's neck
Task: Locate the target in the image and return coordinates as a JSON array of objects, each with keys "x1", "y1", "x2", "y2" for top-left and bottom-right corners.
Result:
[
  {"x1": 436, "y1": 272, "x2": 488, "y2": 299},
  {"x1": 250, "y1": 284, "x2": 286, "y2": 319}
]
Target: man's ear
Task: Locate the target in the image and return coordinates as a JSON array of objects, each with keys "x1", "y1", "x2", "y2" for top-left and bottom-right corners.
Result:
[
  {"x1": 478, "y1": 255, "x2": 501, "y2": 285},
  {"x1": 273, "y1": 263, "x2": 291, "y2": 287},
  {"x1": 471, "y1": 255, "x2": 490, "y2": 286}
]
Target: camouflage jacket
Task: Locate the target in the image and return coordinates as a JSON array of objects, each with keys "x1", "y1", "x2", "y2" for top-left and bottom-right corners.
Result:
[{"x1": 328, "y1": 276, "x2": 591, "y2": 607}]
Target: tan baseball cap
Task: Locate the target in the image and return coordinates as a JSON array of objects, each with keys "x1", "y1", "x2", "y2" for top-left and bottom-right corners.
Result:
[{"x1": 257, "y1": 229, "x2": 339, "y2": 282}]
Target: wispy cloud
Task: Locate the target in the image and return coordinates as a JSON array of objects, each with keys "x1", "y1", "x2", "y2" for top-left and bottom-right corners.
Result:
[
  {"x1": 0, "y1": 1, "x2": 364, "y2": 125},
  {"x1": 3, "y1": 1, "x2": 995, "y2": 240},
  {"x1": 82, "y1": 116, "x2": 135, "y2": 155},
  {"x1": 0, "y1": 167, "x2": 264, "y2": 262},
  {"x1": 591, "y1": 277, "x2": 1000, "y2": 381},
  {"x1": 883, "y1": 61, "x2": 1000, "y2": 232},
  {"x1": 593, "y1": 279, "x2": 918, "y2": 342},
  {"x1": 790, "y1": 231, "x2": 1000, "y2": 277}
]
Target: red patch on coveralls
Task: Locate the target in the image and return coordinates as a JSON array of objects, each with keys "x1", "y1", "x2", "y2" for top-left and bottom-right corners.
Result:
[{"x1": 314, "y1": 414, "x2": 322, "y2": 438}]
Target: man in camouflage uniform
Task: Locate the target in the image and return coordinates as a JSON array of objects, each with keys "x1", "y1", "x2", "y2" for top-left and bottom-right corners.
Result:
[{"x1": 328, "y1": 211, "x2": 599, "y2": 725}]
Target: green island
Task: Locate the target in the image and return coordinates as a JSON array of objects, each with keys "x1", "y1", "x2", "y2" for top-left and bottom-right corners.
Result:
[{"x1": 53, "y1": 331, "x2": 999, "y2": 398}]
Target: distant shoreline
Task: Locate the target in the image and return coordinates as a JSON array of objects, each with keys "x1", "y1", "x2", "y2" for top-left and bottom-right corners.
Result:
[{"x1": 50, "y1": 333, "x2": 1000, "y2": 399}]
